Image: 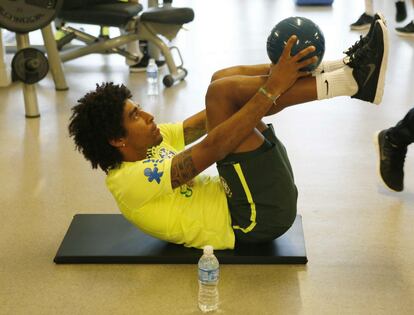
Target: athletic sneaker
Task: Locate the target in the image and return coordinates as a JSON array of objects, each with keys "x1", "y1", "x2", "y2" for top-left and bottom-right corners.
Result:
[
  {"x1": 395, "y1": 21, "x2": 414, "y2": 37},
  {"x1": 344, "y1": 13, "x2": 386, "y2": 56},
  {"x1": 395, "y1": 1, "x2": 407, "y2": 22},
  {"x1": 375, "y1": 130, "x2": 407, "y2": 192},
  {"x1": 350, "y1": 13, "x2": 374, "y2": 30},
  {"x1": 347, "y1": 20, "x2": 389, "y2": 104}
]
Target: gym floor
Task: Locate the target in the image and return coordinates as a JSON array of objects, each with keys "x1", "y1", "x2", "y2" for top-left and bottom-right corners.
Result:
[{"x1": 1, "y1": 0, "x2": 414, "y2": 314}]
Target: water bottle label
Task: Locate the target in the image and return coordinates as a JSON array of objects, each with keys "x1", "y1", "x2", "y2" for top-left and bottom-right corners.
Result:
[
  {"x1": 198, "y1": 268, "x2": 219, "y2": 282},
  {"x1": 147, "y1": 71, "x2": 158, "y2": 79}
]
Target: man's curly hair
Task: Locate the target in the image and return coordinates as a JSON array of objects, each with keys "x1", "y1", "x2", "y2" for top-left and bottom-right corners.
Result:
[{"x1": 68, "y1": 82, "x2": 132, "y2": 173}]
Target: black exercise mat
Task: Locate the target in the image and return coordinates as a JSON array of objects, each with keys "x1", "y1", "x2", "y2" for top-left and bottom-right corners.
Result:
[{"x1": 54, "y1": 214, "x2": 307, "y2": 264}]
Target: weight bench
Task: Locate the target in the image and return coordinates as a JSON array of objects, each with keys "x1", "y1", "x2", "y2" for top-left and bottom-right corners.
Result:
[
  {"x1": 54, "y1": 214, "x2": 308, "y2": 264},
  {"x1": 54, "y1": 1, "x2": 194, "y2": 87}
]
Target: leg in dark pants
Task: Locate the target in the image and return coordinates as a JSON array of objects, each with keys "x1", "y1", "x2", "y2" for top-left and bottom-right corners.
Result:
[{"x1": 387, "y1": 108, "x2": 414, "y2": 147}]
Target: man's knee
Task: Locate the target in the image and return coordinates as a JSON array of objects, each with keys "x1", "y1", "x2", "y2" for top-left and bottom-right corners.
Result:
[
  {"x1": 205, "y1": 78, "x2": 240, "y2": 129},
  {"x1": 206, "y1": 77, "x2": 237, "y2": 106},
  {"x1": 211, "y1": 66, "x2": 244, "y2": 82}
]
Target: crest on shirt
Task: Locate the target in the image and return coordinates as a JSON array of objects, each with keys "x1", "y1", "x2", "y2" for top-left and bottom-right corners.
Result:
[
  {"x1": 219, "y1": 176, "x2": 232, "y2": 198},
  {"x1": 146, "y1": 146, "x2": 176, "y2": 159}
]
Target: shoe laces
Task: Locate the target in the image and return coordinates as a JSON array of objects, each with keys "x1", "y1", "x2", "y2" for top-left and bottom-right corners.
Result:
[
  {"x1": 345, "y1": 35, "x2": 365, "y2": 55},
  {"x1": 346, "y1": 42, "x2": 375, "y2": 68}
]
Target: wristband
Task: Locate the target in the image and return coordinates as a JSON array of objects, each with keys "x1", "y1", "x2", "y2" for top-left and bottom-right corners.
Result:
[{"x1": 258, "y1": 87, "x2": 281, "y2": 105}]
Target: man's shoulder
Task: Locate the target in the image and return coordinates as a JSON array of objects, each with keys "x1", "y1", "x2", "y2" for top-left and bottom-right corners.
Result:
[{"x1": 159, "y1": 122, "x2": 184, "y2": 135}]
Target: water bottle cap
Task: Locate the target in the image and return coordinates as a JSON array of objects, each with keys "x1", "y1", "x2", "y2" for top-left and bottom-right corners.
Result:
[
  {"x1": 203, "y1": 245, "x2": 214, "y2": 255},
  {"x1": 148, "y1": 58, "x2": 156, "y2": 66}
]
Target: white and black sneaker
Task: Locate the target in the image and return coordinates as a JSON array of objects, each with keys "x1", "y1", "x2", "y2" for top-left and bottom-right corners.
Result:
[
  {"x1": 347, "y1": 20, "x2": 389, "y2": 105},
  {"x1": 350, "y1": 13, "x2": 374, "y2": 30},
  {"x1": 395, "y1": 21, "x2": 414, "y2": 37},
  {"x1": 344, "y1": 13, "x2": 386, "y2": 57}
]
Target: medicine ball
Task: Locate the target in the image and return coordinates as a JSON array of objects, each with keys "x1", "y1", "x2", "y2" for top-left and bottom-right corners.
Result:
[{"x1": 266, "y1": 16, "x2": 325, "y2": 71}]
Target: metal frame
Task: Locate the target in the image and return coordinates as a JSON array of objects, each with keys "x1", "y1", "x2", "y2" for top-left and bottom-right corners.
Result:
[{"x1": 52, "y1": 15, "x2": 188, "y2": 86}]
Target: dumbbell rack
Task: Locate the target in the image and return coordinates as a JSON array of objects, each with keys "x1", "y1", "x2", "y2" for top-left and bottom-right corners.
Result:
[{"x1": 1, "y1": 24, "x2": 68, "y2": 118}]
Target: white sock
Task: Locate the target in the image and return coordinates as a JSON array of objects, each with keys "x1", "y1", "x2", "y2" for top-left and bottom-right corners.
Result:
[
  {"x1": 315, "y1": 66, "x2": 358, "y2": 100},
  {"x1": 365, "y1": 0, "x2": 374, "y2": 15},
  {"x1": 314, "y1": 58, "x2": 347, "y2": 74}
]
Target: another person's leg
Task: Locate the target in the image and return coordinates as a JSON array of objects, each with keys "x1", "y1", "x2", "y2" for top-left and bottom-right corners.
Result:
[
  {"x1": 350, "y1": 0, "x2": 375, "y2": 30},
  {"x1": 376, "y1": 108, "x2": 414, "y2": 191},
  {"x1": 395, "y1": 0, "x2": 407, "y2": 22},
  {"x1": 396, "y1": 0, "x2": 414, "y2": 36},
  {"x1": 386, "y1": 108, "x2": 414, "y2": 147}
]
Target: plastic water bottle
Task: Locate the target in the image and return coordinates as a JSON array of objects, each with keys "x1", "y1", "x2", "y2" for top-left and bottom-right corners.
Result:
[
  {"x1": 146, "y1": 58, "x2": 159, "y2": 96},
  {"x1": 198, "y1": 245, "x2": 219, "y2": 312}
]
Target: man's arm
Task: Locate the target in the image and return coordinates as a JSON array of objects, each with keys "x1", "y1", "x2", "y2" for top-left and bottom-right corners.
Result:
[
  {"x1": 183, "y1": 110, "x2": 207, "y2": 145},
  {"x1": 170, "y1": 37, "x2": 317, "y2": 189}
]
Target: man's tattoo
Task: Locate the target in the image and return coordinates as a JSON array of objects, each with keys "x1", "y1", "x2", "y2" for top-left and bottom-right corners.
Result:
[
  {"x1": 171, "y1": 148, "x2": 199, "y2": 188},
  {"x1": 183, "y1": 125, "x2": 206, "y2": 145}
]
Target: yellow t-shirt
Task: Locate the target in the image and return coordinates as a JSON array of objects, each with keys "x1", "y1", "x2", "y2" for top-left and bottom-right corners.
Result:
[{"x1": 106, "y1": 122, "x2": 235, "y2": 250}]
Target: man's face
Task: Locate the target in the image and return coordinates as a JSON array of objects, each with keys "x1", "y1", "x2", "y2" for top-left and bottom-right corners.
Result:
[{"x1": 121, "y1": 99, "x2": 163, "y2": 151}]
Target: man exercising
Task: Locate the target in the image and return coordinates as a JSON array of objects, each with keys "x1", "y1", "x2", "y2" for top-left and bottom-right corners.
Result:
[{"x1": 69, "y1": 18, "x2": 388, "y2": 249}]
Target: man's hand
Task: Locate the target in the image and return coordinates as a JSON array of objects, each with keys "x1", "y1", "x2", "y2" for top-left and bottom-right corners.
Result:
[{"x1": 264, "y1": 35, "x2": 318, "y2": 96}]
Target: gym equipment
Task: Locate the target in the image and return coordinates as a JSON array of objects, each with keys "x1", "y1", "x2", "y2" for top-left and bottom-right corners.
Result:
[
  {"x1": 0, "y1": 0, "x2": 63, "y2": 33},
  {"x1": 0, "y1": 0, "x2": 68, "y2": 118},
  {"x1": 267, "y1": 16, "x2": 325, "y2": 72},
  {"x1": 54, "y1": 214, "x2": 307, "y2": 264},
  {"x1": 54, "y1": 1, "x2": 194, "y2": 87},
  {"x1": 0, "y1": 29, "x2": 11, "y2": 87},
  {"x1": 12, "y1": 48, "x2": 49, "y2": 84},
  {"x1": 295, "y1": 0, "x2": 334, "y2": 5}
]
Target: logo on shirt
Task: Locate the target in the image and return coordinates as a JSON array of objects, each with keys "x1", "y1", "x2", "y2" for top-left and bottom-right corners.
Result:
[
  {"x1": 143, "y1": 159, "x2": 164, "y2": 184},
  {"x1": 220, "y1": 176, "x2": 232, "y2": 198},
  {"x1": 180, "y1": 185, "x2": 193, "y2": 198},
  {"x1": 146, "y1": 146, "x2": 176, "y2": 159},
  {"x1": 144, "y1": 167, "x2": 163, "y2": 184},
  {"x1": 159, "y1": 147, "x2": 176, "y2": 159}
]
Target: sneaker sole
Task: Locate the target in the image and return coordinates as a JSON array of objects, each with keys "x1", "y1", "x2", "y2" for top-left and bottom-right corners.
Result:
[
  {"x1": 350, "y1": 24, "x2": 371, "y2": 31},
  {"x1": 373, "y1": 131, "x2": 401, "y2": 192},
  {"x1": 395, "y1": 30, "x2": 414, "y2": 37},
  {"x1": 373, "y1": 20, "x2": 389, "y2": 105}
]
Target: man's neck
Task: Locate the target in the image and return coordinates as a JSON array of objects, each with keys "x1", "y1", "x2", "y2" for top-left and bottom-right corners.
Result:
[{"x1": 121, "y1": 147, "x2": 148, "y2": 162}]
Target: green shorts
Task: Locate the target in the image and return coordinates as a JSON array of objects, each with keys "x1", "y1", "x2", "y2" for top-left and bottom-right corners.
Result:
[{"x1": 217, "y1": 124, "x2": 298, "y2": 244}]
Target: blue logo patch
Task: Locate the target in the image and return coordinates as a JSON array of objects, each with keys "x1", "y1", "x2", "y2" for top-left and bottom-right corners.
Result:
[{"x1": 144, "y1": 167, "x2": 164, "y2": 184}]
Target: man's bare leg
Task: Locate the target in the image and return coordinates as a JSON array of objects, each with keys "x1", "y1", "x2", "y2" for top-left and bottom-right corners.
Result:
[
  {"x1": 211, "y1": 64, "x2": 270, "y2": 82},
  {"x1": 210, "y1": 64, "x2": 316, "y2": 132},
  {"x1": 206, "y1": 74, "x2": 317, "y2": 153}
]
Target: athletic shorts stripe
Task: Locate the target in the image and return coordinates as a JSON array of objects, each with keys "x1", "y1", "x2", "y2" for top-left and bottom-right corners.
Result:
[{"x1": 231, "y1": 163, "x2": 257, "y2": 233}]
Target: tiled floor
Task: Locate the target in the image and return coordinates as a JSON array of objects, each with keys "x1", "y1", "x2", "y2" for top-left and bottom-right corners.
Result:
[{"x1": 1, "y1": 0, "x2": 413, "y2": 314}]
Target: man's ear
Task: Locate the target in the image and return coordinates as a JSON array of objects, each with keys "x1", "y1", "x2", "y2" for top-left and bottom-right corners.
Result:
[{"x1": 108, "y1": 138, "x2": 125, "y2": 148}]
